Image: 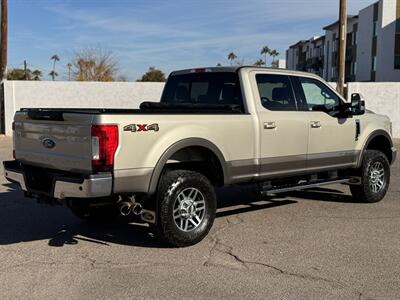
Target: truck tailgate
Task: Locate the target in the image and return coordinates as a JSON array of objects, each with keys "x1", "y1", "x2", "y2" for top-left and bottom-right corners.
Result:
[{"x1": 13, "y1": 110, "x2": 94, "y2": 173}]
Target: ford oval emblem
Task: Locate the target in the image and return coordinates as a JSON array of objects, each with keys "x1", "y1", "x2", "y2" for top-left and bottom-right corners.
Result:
[{"x1": 42, "y1": 138, "x2": 56, "y2": 149}]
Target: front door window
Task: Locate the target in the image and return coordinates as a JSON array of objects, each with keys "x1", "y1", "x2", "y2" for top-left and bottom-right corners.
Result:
[{"x1": 297, "y1": 77, "x2": 341, "y2": 112}]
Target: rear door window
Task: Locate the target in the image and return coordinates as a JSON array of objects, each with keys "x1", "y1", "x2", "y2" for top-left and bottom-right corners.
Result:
[{"x1": 255, "y1": 74, "x2": 297, "y2": 111}]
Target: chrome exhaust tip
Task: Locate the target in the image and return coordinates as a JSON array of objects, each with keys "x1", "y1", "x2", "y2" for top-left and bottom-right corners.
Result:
[
  {"x1": 132, "y1": 203, "x2": 143, "y2": 216},
  {"x1": 119, "y1": 202, "x2": 132, "y2": 216}
]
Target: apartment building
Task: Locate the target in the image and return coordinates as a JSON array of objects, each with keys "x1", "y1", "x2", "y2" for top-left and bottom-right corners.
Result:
[
  {"x1": 286, "y1": 36, "x2": 325, "y2": 77},
  {"x1": 286, "y1": 0, "x2": 400, "y2": 82},
  {"x1": 323, "y1": 15, "x2": 358, "y2": 82},
  {"x1": 357, "y1": 0, "x2": 400, "y2": 81}
]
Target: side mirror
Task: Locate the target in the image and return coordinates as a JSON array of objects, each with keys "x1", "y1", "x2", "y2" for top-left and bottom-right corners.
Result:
[{"x1": 350, "y1": 93, "x2": 365, "y2": 115}]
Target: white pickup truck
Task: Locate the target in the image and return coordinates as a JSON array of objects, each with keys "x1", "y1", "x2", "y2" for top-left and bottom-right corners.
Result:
[{"x1": 3, "y1": 67, "x2": 397, "y2": 247}]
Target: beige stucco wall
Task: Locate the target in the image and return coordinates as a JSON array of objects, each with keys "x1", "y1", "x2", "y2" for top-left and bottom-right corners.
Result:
[
  {"x1": 2, "y1": 80, "x2": 399, "y2": 138},
  {"x1": 3, "y1": 81, "x2": 165, "y2": 136},
  {"x1": 347, "y1": 82, "x2": 400, "y2": 138}
]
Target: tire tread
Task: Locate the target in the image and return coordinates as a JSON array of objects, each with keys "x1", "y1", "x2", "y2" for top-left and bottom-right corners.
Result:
[{"x1": 156, "y1": 169, "x2": 216, "y2": 247}]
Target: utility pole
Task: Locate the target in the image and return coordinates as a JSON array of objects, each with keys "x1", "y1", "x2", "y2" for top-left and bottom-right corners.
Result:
[
  {"x1": 24, "y1": 60, "x2": 28, "y2": 80},
  {"x1": 0, "y1": 0, "x2": 7, "y2": 80},
  {"x1": 337, "y1": 0, "x2": 347, "y2": 96},
  {"x1": 67, "y1": 63, "x2": 72, "y2": 81}
]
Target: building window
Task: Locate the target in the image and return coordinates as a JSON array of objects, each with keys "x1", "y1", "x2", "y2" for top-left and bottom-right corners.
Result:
[
  {"x1": 372, "y1": 56, "x2": 377, "y2": 72},
  {"x1": 352, "y1": 62, "x2": 357, "y2": 75},
  {"x1": 395, "y1": 0, "x2": 400, "y2": 69},
  {"x1": 370, "y1": 1, "x2": 378, "y2": 75},
  {"x1": 395, "y1": 56, "x2": 400, "y2": 69},
  {"x1": 352, "y1": 31, "x2": 357, "y2": 46},
  {"x1": 396, "y1": 33, "x2": 400, "y2": 69},
  {"x1": 373, "y1": 21, "x2": 378, "y2": 37},
  {"x1": 331, "y1": 67, "x2": 337, "y2": 79}
]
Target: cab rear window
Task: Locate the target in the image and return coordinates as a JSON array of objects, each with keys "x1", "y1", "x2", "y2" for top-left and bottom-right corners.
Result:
[{"x1": 161, "y1": 72, "x2": 243, "y2": 107}]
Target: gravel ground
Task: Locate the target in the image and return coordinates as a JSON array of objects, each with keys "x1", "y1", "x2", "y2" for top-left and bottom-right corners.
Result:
[{"x1": 0, "y1": 135, "x2": 399, "y2": 299}]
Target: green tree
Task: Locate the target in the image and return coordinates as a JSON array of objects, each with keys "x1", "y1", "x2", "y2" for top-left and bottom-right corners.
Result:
[
  {"x1": 260, "y1": 46, "x2": 271, "y2": 65},
  {"x1": 137, "y1": 67, "x2": 166, "y2": 82},
  {"x1": 49, "y1": 70, "x2": 58, "y2": 80},
  {"x1": 254, "y1": 59, "x2": 265, "y2": 66},
  {"x1": 7, "y1": 68, "x2": 42, "y2": 81},
  {"x1": 31, "y1": 69, "x2": 42, "y2": 80},
  {"x1": 50, "y1": 54, "x2": 60, "y2": 81},
  {"x1": 7, "y1": 68, "x2": 27, "y2": 80},
  {"x1": 270, "y1": 49, "x2": 279, "y2": 66},
  {"x1": 227, "y1": 52, "x2": 237, "y2": 66}
]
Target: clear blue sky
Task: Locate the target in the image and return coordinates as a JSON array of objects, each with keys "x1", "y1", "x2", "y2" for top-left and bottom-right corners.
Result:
[{"x1": 7, "y1": 0, "x2": 376, "y2": 81}]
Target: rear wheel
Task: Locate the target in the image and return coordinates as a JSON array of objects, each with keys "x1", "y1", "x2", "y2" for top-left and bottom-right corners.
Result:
[
  {"x1": 350, "y1": 150, "x2": 390, "y2": 203},
  {"x1": 69, "y1": 200, "x2": 120, "y2": 223},
  {"x1": 155, "y1": 170, "x2": 216, "y2": 247}
]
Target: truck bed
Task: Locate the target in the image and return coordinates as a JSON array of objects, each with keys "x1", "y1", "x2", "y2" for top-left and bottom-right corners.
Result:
[{"x1": 22, "y1": 102, "x2": 244, "y2": 121}]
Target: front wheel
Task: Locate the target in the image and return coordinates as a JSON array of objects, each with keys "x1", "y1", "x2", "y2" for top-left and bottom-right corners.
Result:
[
  {"x1": 350, "y1": 150, "x2": 390, "y2": 203},
  {"x1": 155, "y1": 170, "x2": 217, "y2": 247}
]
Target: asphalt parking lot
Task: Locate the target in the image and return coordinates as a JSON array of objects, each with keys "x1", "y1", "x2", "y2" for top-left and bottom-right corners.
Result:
[{"x1": 0, "y1": 135, "x2": 399, "y2": 299}]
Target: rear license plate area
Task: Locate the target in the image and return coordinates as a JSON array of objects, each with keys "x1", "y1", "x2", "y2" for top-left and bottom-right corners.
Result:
[{"x1": 24, "y1": 165, "x2": 54, "y2": 194}]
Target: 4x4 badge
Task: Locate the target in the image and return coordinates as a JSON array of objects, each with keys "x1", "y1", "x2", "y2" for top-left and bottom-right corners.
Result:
[{"x1": 123, "y1": 124, "x2": 159, "y2": 132}]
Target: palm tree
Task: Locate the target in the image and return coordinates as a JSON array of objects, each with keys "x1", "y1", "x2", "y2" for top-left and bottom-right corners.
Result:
[
  {"x1": 227, "y1": 52, "x2": 237, "y2": 66},
  {"x1": 31, "y1": 69, "x2": 42, "y2": 81},
  {"x1": 270, "y1": 50, "x2": 280, "y2": 65},
  {"x1": 50, "y1": 54, "x2": 60, "y2": 81},
  {"x1": 260, "y1": 46, "x2": 271, "y2": 65},
  {"x1": 254, "y1": 59, "x2": 265, "y2": 66},
  {"x1": 49, "y1": 70, "x2": 58, "y2": 81}
]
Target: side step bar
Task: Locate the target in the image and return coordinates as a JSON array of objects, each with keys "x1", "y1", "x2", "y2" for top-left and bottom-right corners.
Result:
[{"x1": 261, "y1": 178, "x2": 352, "y2": 195}]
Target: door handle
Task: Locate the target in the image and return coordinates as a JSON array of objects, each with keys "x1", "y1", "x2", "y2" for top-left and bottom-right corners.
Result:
[
  {"x1": 311, "y1": 121, "x2": 321, "y2": 128},
  {"x1": 264, "y1": 122, "x2": 276, "y2": 129}
]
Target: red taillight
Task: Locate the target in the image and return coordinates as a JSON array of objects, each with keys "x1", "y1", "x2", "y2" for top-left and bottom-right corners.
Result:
[{"x1": 91, "y1": 125, "x2": 119, "y2": 172}]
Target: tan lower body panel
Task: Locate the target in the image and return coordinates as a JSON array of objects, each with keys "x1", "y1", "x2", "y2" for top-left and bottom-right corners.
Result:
[
  {"x1": 113, "y1": 151, "x2": 360, "y2": 193},
  {"x1": 307, "y1": 150, "x2": 359, "y2": 169},
  {"x1": 227, "y1": 150, "x2": 360, "y2": 183},
  {"x1": 113, "y1": 168, "x2": 154, "y2": 193}
]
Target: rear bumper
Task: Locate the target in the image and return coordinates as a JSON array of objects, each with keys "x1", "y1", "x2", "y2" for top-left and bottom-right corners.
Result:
[
  {"x1": 3, "y1": 160, "x2": 112, "y2": 199},
  {"x1": 391, "y1": 147, "x2": 397, "y2": 164}
]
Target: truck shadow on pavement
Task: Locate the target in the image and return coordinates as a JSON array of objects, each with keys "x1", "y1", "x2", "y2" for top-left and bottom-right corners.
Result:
[{"x1": 0, "y1": 182, "x2": 356, "y2": 248}]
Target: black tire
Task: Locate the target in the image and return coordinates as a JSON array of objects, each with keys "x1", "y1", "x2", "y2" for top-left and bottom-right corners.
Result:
[
  {"x1": 69, "y1": 200, "x2": 120, "y2": 223},
  {"x1": 155, "y1": 170, "x2": 217, "y2": 247},
  {"x1": 350, "y1": 150, "x2": 390, "y2": 203}
]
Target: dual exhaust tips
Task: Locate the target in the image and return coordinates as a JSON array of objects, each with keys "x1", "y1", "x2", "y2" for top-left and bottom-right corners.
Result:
[
  {"x1": 119, "y1": 201, "x2": 143, "y2": 217},
  {"x1": 118, "y1": 197, "x2": 156, "y2": 224}
]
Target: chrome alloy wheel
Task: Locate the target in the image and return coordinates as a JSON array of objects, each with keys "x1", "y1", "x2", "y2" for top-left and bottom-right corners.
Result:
[
  {"x1": 173, "y1": 187, "x2": 206, "y2": 232},
  {"x1": 369, "y1": 161, "x2": 386, "y2": 193}
]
